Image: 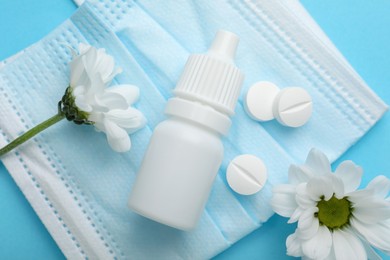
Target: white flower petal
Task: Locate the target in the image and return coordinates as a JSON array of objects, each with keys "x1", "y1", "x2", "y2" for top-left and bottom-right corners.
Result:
[
  {"x1": 75, "y1": 95, "x2": 92, "y2": 113},
  {"x1": 71, "y1": 44, "x2": 119, "y2": 88},
  {"x1": 323, "y1": 246, "x2": 336, "y2": 260},
  {"x1": 106, "y1": 84, "x2": 140, "y2": 105},
  {"x1": 330, "y1": 174, "x2": 345, "y2": 199},
  {"x1": 360, "y1": 238, "x2": 382, "y2": 260},
  {"x1": 93, "y1": 121, "x2": 104, "y2": 133},
  {"x1": 348, "y1": 188, "x2": 372, "y2": 202},
  {"x1": 83, "y1": 47, "x2": 98, "y2": 75},
  {"x1": 103, "y1": 119, "x2": 131, "y2": 152},
  {"x1": 94, "y1": 48, "x2": 116, "y2": 83},
  {"x1": 76, "y1": 72, "x2": 90, "y2": 90},
  {"x1": 286, "y1": 231, "x2": 303, "y2": 257},
  {"x1": 86, "y1": 47, "x2": 98, "y2": 66},
  {"x1": 288, "y1": 164, "x2": 314, "y2": 185},
  {"x1": 88, "y1": 111, "x2": 104, "y2": 125},
  {"x1": 70, "y1": 58, "x2": 86, "y2": 87},
  {"x1": 104, "y1": 66, "x2": 122, "y2": 84},
  {"x1": 305, "y1": 148, "x2": 331, "y2": 175},
  {"x1": 85, "y1": 70, "x2": 106, "y2": 98},
  {"x1": 306, "y1": 175, "x2": 334, "y2": 201},
  {"x1": 78, "y1": 43, "x2": 91, "y2": 54},
  {"x1": 271, "y1": 184, "x2": 298, "y2": 218},
  {"x1": 272, "y1": 148, "x2": 390, "y2": 260},
  {"x1": 297, "y1": 207, "x2": 319, "y2": 240},
  {"x1": 288, "y1": 207, "x2": 304, "y2": 224},
  {"x1": 105, "y1": 108, "x2": 146, "y2": 132},
  {"x1": 94, "y1": 91, "x2": 128, "y2": 110},
  {"x1": 301, "y1": 225, "x2": 332, "y2": 260},
  {"x1": 67, "y1": 43, "x2": 146, "y2": 152},
  {"x1": 366, "y1": 175, "x2": 390, "y2": 198},
  {"x1": 351, "y1": 218, "x2": 390, "y2": 253},
  {"x1": 296, "y1": 183, "x2": 317, "y2": 209},
  {"x1": 332, "y1": 229, "x2": 366, "y2": 260},
  {"x1": 73, "y1": 85, "x2": 86, "y2": 96},
  {"x1": 334, "y1": 160, "x2": 362, "y2": 194},
  {"x1": 352, "y1": 197, "x2": 390, "y2": 223}
]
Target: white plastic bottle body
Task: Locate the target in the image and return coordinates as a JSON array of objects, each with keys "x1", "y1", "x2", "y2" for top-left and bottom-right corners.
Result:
[
  {"x1": 128, "y1": 30, "x2": 243, "y2": 230},
  {"x1": 128, "y1": 117, "x2": 224, "y2": 230}
]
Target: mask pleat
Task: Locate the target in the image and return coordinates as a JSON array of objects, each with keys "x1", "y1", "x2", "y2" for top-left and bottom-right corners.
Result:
[{"x1": 0, "y1": 0, "x2": 387, "y2": 259}]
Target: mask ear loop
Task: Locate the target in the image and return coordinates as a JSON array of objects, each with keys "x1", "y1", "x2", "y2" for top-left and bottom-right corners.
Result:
[{"x1": 58, "y1": 42, "x2": 78, "y2": 58}]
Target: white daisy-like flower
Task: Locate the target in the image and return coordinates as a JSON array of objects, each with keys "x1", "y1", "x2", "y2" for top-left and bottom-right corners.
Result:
[
  {"x1": 61, "y1": 43, "x2": 146, "y2": 152},
  {"x1": 0, "y1": 43, "x2": 146, "y2": 157},
  {"x1": 271, "y1": 149, "x2": 390, "y2": 260},
  {"x1": 70, "y1": 43, "x2": 122, "y2": 88}
]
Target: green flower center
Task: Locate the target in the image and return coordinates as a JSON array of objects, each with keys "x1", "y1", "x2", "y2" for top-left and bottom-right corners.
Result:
[
  {"x1": 315, "y1": 195, "x2": 352, "y2": 230},
  {"x1": 58, "y1": 86, "x2": 94, "y2": 125}
]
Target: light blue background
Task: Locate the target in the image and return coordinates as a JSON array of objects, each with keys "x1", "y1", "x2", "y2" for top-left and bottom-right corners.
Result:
[{"x1": 0, "y1": 1, "x2": 388, "y2": 259}]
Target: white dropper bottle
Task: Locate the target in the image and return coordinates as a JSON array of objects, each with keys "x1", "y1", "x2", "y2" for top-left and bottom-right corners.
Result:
[{"x1": 128, "y1": 30, "x2": 244, "y2": 231}]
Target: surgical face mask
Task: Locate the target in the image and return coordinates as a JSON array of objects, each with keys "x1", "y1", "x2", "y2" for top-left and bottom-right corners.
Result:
[{"x1": 0, "y1": 1, "x2": 386, "y2": 259}]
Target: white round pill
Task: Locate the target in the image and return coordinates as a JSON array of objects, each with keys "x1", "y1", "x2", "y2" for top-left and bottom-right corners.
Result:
[
  {"x1": 244, "y1": 81, "x2": 280, "y2": 121},
  {"x1": 273, "y1": 87, "x2": 312, "y2": 127},
  {"x1": 226, "y1": 154, "x2": 267, "y2": 195}
]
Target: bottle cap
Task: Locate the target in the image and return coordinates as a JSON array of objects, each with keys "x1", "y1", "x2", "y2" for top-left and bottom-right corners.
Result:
[{"x1": 174, "y1": 30, "x2": 244, "y2": 115}]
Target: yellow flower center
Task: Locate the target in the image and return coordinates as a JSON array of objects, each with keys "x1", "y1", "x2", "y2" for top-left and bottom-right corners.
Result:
[{"x1": 315, "y1": 195, "x2": 352, "y2": 230}]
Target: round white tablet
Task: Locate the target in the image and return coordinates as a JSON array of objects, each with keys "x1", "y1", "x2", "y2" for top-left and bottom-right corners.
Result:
[
  {"x1": 273, "y1": 87, "x2": 313, "y2": 127},
  {"x1": 244, "y1": 81, "x2": 280, "y2": 121},
  {"x1": 226, "y1": 154, "x2": 267, "y2": 195}
]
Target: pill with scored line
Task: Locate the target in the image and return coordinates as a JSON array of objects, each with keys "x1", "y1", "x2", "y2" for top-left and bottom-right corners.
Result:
[
  {"x1": 226, "y1": 154, "x2": 267, "y2": 196},
  {"x1": 244, "y1": 81, "x2": 313, "y2": 127}
]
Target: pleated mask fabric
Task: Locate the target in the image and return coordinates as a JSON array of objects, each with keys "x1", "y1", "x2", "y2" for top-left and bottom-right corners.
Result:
[{"x1": 0, "y1": 1, "x2": 387, "y2": 259}]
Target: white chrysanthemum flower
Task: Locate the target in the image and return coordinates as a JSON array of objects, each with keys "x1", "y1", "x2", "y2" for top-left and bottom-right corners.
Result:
[
  {"x1": 62, "y1": 43, "x2": 146, "y2": 152},
  {"x1": 0, "y1": 43, "x2": 146, "y2": 157},
  {"x1": 271, "y1": 149, "x2": 390, "y2": 260},
  {"x1": 70, "y1": 43, "x2": 122, "y2": 87}
]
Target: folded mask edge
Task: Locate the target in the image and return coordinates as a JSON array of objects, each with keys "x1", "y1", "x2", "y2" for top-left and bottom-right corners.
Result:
[
  {"x1": 0, "y1": 9, "x2": 120, "y2": 260},
  {"x1": 249, "y1": 0, "x2": 388, "y2": 124},
  {"x1": 0, "y1": 79, "x2": 88, "y2": 259}
]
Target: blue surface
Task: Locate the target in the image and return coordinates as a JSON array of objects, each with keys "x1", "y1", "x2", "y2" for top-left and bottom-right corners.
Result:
[{"x1": 0, "y1": 1, "x2": 388, "y2": 259}]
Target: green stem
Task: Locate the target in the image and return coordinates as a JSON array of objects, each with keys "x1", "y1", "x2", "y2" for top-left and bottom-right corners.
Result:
[{"x1": 0, "y1": 113, "x2": 65, "y2": 157}]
